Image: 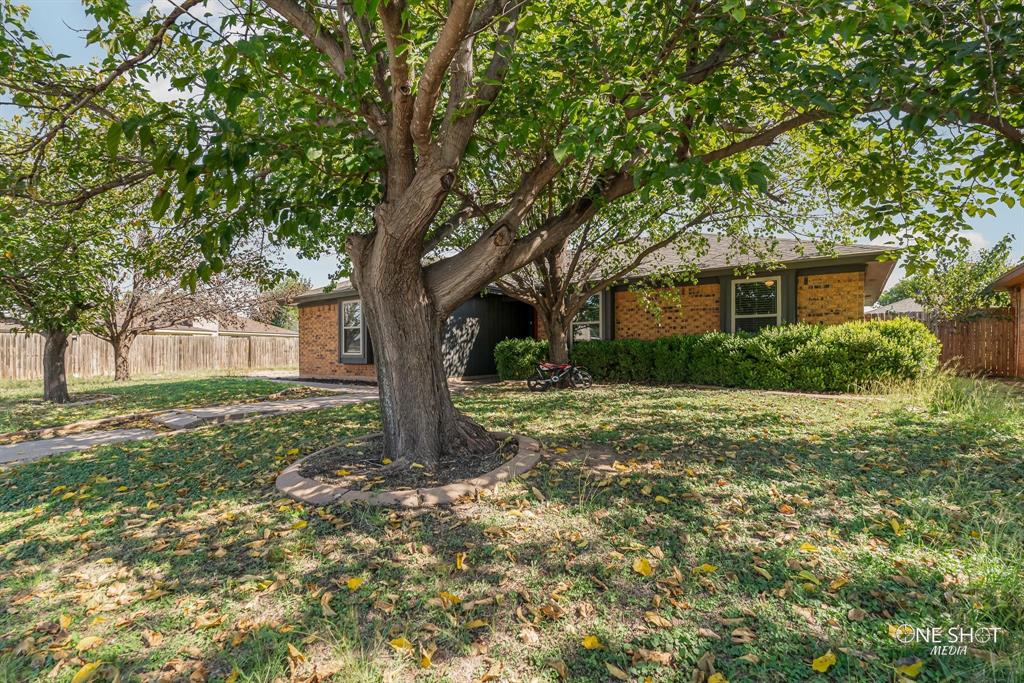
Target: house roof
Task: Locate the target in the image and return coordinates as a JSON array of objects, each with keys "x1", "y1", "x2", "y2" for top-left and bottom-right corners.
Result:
[
  {"x1": 294, "y1": 235, "x2": 898, "y2": 307},
  {"x1": 293, "y1": 280, "x2": 504, "y2": 305},
  {"x1": 158, "y1": 318, "x2": 298, "y2": 336},
  {"x1": 626, "y1": 235, "x2": 897, "y2": 305},
  {"x1": 868, "y1": 297, "x2": 924, "y2": 314},
  {"x1": 989, "y1": 262, "x2": 1024, "y2": 291}
]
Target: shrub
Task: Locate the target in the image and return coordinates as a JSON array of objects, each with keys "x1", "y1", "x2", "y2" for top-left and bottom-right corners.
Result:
[
  {"x1": 494, "y1": 338, "x2": 548, "y2": 380},
  {"x1": 569, "y1": 319, "x2": 940, "y2": 392}
]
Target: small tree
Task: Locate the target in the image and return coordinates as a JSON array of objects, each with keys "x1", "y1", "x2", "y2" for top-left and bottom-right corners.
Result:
[
  {"x1": 249, "y1": 275, "x2": 311, "y2": 331},
  {"x1": 497, "y1": 146, "x2": 851, "y2": 362},
  {"x1": 93, "y1": 222, "x2": 275, "y2": 381},
  {"x1": 0, "y1": 199, "x2": 118, "y2": 402},
  {"x1": 898, "y1": 235, "x2": 1015, "y2": 320}
]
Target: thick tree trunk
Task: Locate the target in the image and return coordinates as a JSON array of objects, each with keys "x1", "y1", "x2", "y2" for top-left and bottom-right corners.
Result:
[
  {"x1": 42, "y1": 330, "x2": 71, "y2": 404},
  {"x1": 112, "y1": 334, "x2": 134, "y2": 381},
  {"x1": 354, "y1": 248, "x2": 497, "y2": 471},
  {"x1": 544, "y1": 313, "x2": 570, "y2": 364}
]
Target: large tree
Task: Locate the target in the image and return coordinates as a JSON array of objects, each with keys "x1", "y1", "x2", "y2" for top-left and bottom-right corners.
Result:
[{"x1": 3, "y1": 0, "x2": 1023, "y2": 468}]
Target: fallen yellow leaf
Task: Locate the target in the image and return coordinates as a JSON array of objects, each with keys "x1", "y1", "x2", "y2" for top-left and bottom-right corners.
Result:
[
  {"x1": 59, "y1": 614, "x2": 73, "y2": 630},
  {"x1": 346, "y1": 576, "x2": 365, "y2": 591},
  {"x1": 708, "y1": 674, "x2": 728, "y2": 683},
  {"x1": 581, "y1": 634, "x2": 602, "y2": 649},
  {"x1": 225, "y1": 670, "x2": 240, "y2": 683},
  {"x1": 287, "y1": 642, "x2": 304, "y2": 661},
  {"x1": 455, "y1": 552, "x2": 467, "y2": 571},
  {"x1": 633, "y1": 557, "x2": 653, "y2": 576},
  {"x1": 71, "y1": 663, "x2": 103, "y2": 683},
  {"x1": 895, "y1": 658, "x2": 923, "y2": 678},
  {"x1": 465, "y1": 619, "x2": 488, "y2": 629},
  {"x1": 799, "y1": 542, "x2": 818, "y2": 553},
  {"x1": 389, "y1": 636, "x2": 414, "y2": 652},
  {"x1": 696, "y1": 563, "x2": 718, "y2": 574},
  {"x1": 890, "y1": 519, "x2": 904, "y2": 536},
  {"x1": 419, "y1": 643, "x2": 436, "y2": 668},
  {"x1": 811, "y1": 650, "x2": 837, "y2": 672},
  {"x1": 438, "y1": 591, "x2": 462, "y2": 606},
  {"x1": 654, "y1": 495, "x2": 671, "y2": 504},
  {"x1": 76, "y1": 636, "x2": 103, "y2": 652}
]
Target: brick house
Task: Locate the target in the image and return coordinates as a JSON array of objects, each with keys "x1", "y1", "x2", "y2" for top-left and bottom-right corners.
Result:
[
  {"x1": 989, "y1": 262, "x2": 1024, "y2": 377},
  {"x1": 295, "y1": 237, "x2": 896, "y2": 380}
]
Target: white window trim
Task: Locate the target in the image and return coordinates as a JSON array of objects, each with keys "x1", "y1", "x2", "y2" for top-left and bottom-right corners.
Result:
[
  {"x1": 340, "y1": 299, "x2": 363, "y2": 356},
  {"x1": 732, "y1": 276, "x2": 781, "y2": 332},
  {"x1": 571, "y1": 293, "x2": 603, "y2": 343}
]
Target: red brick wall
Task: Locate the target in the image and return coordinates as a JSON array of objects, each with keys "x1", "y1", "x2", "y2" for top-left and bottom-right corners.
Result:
[
  {"x1": 297, "y1": 303, "x2": 375, "y2": 379},
  {"x1": 797, "y1": 272, "x2": 865, "y2": 325},
  {"x1": 614, "y1": 284, "x2": 721, "y2": 339}
]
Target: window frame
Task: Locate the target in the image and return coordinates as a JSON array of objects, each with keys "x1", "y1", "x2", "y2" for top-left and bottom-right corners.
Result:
[
  {"x1": 570, "y1": 293, "x2": 603, "y2": 344},
  {"x1": 731, "y1": 276, "x2": 782, "y2": 332},
  {"x1": 339, "y1": 299, "x2": 364, "y2": 358}
]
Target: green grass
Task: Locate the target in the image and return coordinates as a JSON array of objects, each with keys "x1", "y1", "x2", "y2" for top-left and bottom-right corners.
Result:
[
  {"x1": 0, "y1": 373, "x2": 328, "y2": 434},
  {"x1": 0, "y1": 381, "x2": 1022, "y2": 681}
]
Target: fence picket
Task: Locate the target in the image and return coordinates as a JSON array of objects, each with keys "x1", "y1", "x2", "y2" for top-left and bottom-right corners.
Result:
[
  {"x1": 867, "y1": 308, "x2": 1016, "y2": 377},
  {"x1": 0, "y1": 332, "x2": 297, "y2": 381}
]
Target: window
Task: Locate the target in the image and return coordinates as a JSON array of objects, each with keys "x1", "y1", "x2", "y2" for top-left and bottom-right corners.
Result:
[
  {"x1": 571, "y1": 294, "x2": 602, "y2": 342},
  {"x1": 341, "y1": 300, "x2": 362, "y2": 356},
  {"x1": 732, "y1": 277, "x2": 780, "y2": 332}
]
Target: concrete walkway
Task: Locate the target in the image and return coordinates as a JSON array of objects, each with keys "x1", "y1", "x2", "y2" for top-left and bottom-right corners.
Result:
[
  {"x1": 0, "y1": 429, "x2": 158, "y2": 465},
  {"x1": 152, "y1": 391, "x2": 378, "y2": 429},
  {"x1": 0, "y1": 389, "x2": 379, "y2": 466}
]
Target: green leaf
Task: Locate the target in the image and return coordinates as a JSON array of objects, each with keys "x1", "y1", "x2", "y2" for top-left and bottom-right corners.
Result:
[
  {"x1": 151, "y1": 188, "x2": 171, "y2": 220},
  {"x1": 105, "y1": 123, "x2": 122, "y2": 156}
]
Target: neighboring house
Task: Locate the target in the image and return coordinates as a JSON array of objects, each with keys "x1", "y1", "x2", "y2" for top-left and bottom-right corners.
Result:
[
  {"x1": 865, "y1": 297, "x2": 925, "y2": 318},
  {"x1": 295, "y1": 236, "x2": 896, "y2": 380},
  {"x1": 989, "y1": 263, "x2": 1024, "y2": 377},
  {"x1": 152, "y1": 318, "x2": 298, "y2": 337}
]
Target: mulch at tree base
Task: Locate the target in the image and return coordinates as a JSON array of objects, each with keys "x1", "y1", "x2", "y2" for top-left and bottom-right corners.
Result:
[{"x1": 299, "y1": 433, "x2": 518, "y2": 491}]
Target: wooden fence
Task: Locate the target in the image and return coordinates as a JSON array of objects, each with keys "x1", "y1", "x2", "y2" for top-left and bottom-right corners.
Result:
[
  {"x1": 868, "y1": 308, "x2": 1018, "y2": 377},
  {"x1": 0, "y1": 332, "x2": 298, "y2": 381}
]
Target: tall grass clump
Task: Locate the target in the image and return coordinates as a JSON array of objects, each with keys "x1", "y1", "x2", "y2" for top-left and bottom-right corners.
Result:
[{"x1": 876, "y1": 368, "x2": 1024, "y2": 434}]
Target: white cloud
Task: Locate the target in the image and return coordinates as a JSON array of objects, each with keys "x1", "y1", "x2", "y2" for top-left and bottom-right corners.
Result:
[
  {"x1": 961, "y1": 230, "x2": 990, "y2": 251},
  {"x1": 142, "y1": 75, "x2": 198, "y2": 102}
]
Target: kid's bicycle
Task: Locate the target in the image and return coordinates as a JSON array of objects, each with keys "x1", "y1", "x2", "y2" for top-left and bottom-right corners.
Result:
[{"x1": 526, "y1": 361, "x2": 593, "y2": 392}]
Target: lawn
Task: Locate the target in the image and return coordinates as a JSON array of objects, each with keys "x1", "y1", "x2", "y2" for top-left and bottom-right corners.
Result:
[
  {"x1": 0, "y1": 374, "x2": 330, "y2": 435},
  {"x1": 0, "y1": 381, "x2": 1021, "y2": 682}
]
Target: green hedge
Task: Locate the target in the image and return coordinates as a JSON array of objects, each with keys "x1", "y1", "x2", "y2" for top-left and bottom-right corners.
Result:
[
  {"x1": 569, "y1": 318, "x2": 940, "y2": 392},
  {"x1": 495, "y1": 337, "x2": 548, "y2": 380}
]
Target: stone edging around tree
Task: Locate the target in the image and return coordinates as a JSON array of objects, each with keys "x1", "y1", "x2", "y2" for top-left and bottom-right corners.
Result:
[{"x1": 275, "y1": 433, "x2": 541, "y2": 508}]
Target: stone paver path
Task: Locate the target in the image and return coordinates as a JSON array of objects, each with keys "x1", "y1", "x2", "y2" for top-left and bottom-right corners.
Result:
[
  {"x1": 0, "y1": 429, "x2": 157, "y2": 465},
  {"x1": 1, "y1": 389, "x2": 380, "y2": 466}
]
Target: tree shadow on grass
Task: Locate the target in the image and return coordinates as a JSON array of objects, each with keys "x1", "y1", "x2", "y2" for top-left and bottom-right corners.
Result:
[{"x1": 1, "y1": 385, "x2": 1021, "y2": 681}]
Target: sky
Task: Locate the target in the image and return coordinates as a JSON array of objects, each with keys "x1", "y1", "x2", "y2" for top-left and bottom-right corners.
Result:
[{"x1": 14, "y1": 0, "x2": 1024, "y2": 289}]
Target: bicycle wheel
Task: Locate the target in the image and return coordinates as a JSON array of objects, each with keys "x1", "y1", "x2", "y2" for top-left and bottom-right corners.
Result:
[
  {"x1": 527, "y1": 371, "x2": 550, "y2": 392},
  {"x1": 570, "y1": 368, "x2": 593, "y2": 389}
]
